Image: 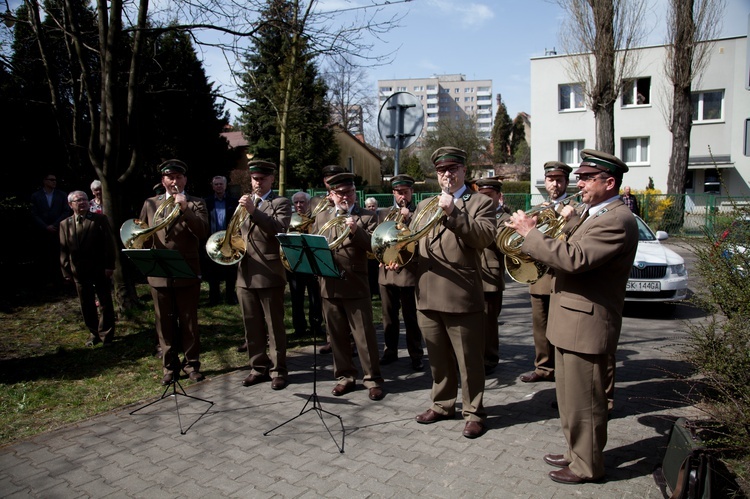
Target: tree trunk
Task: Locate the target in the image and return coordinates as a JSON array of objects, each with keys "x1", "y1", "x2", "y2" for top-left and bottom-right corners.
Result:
[{"x1": 591, "y1": 0, "x2": 616, "y2": 154}]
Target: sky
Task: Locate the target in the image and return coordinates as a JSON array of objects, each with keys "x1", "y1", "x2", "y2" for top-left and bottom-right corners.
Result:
[{"x1": 204, "y1": 0, "x2": 750, "y2": 128}]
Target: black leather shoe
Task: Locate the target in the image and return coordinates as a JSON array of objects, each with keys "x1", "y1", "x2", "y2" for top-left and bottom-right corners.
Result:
[
  {"x1": 237, "y1": 342, "x2": 248, "y2": 353},
  {"x1": 415, "y1": 409, "x2": 452, "y2": 424},
  {"x1": 188, "y1": 371, "x2": 205, "y2": 382},
  {"x1": 380, "y1": 352, "x2": 398, "y2": 365},
  {"x1": 462, "y1": 421, "x2": 485, "y2": 439},
  {"x1": 544, "y1": 454, "x2": 571, "y2": 468},
  {"x1": 242, "y1": 373, "x2": 270, "y2": 387},
  {"x1": 520, "y1": 371, "x2": 554, "y2": 383},
  {"x1": 85, "y1": 335, "x2": 102, "y2": 347},
  {"x1": 411, "y1": 358, "x2": 424, "y2": 371},
  {"x1": 331, "y1": 383, "x2": 355, "y2": 396},
  {"x1": 271, "y1": 377, "x2": 288, "y2": 390},
  {"x1": 368, "y1": 387, "x2": 384, "y2": 401}
]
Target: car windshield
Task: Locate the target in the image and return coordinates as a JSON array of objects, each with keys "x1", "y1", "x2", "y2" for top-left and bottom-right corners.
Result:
[{"x1": 635, "y1": 216, "x2": 656, "y2": 242}]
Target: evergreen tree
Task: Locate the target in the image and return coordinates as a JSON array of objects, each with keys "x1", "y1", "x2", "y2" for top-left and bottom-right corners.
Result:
[
  {"x1": 510, "y1": 114, "x2": 528, "y2": 165},
  {"x1": 238, "y1": 0, "x2": 338, "y2": 190},
  {"x1": 491, "y1": 94, "x2": 512, "y2": 164}
]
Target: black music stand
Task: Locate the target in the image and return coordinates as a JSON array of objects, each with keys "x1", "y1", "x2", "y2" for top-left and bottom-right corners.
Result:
[
  {"x1": 123, "y1": 249, "x2": 214, "y2": 435},
  {"x1": 265, "y1": 233, "x2": 345, "y2": 452}
]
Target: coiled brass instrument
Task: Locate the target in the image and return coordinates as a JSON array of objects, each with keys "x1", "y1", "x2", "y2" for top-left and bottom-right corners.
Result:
[
  {"x1": 120, "y1": 195, "x2": 182, "y2": 249},
  {"x1": 371, "y1": 195, "x2": 446, "y2": 266},
  {"x1": 281, "y1": 196, "x2": 334, "y2": 271},
  {"x1": 205, "y1": 199, "x2": 255, "y2": 265},
  {"x1": 496, "y1": 192, "x2": 582, "y2": 284},
  {"x1": 316, "y1": 210, "x2": 351, "y2": 250}
]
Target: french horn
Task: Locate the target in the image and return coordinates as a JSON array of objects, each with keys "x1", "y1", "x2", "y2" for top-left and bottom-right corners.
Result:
[
  {"x1": 496, "y1": 192, "x2": 582, "y2": 284},
  {"x1": 120, "y1": 194, "x2": 182, "y2": 249},
  {"x1": 371, "y1": 195, "x2": 446, "y2": 266},
  {"x1": 205, "y1": 195, "x2": 256, "y2": 265},
  {"x1": 281, "y1": 196, "x2": 333, "y2": 271}
]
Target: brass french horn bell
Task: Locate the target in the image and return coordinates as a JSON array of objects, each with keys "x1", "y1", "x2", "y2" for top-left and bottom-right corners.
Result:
[
  {"x1": 371, "y1": 196, "x2": 446, "y2": 266},
  {"x1": 120, "y1": 194, "x2": 181, "y2": 249},
  {"x1": 496, "y1": 192, "x2": 582, "y2": 284},
  {"x1": 205, "y1": 195, "x2": 256, "y2": 265}
]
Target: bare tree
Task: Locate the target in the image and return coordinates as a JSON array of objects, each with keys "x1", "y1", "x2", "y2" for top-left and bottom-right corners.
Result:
[
  {"x1": 420, "y1": 117, "x2": 489, "y2": 177},
  {"x1": 664, "y1": 0, "x2": 724, "y2": 198},
  {"x1": 555, "y1": 0, "x2": 648, "y2": 153},
  {"x1": 324, "y1": 54, "x2": 376, "y2": 136}
]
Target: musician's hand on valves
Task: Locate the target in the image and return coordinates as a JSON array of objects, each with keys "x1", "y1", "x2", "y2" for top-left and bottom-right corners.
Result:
[
  {"x1": 345, "y1": 216, "x2": 357, "y2": 234},
  {"x1": 384, "y1": 262, "x2": 399, "y2": 272},
  {"x1": 505, "y1": 210, "x2": 537, "y2": 238},
  {"x1": 559, "y1": 204, "x2": 576, "y2": 221},
  {"x1": 438, "y1": 190, "x2": 454, "y2": 216},
  {"x1": 239, "y1": 194, "x2": 256, "y2": 215},
  {"x1": 400, "y1": 206, "x2": 412, "y2": 222},
  {"x1": 173, "y1": 193, "x2": 188, "y2": 211}
]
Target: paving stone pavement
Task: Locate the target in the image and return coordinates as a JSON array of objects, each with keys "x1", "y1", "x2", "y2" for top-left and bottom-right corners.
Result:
[{"x1": 0, "y1": 243, "x2": 703, "y2": 498}]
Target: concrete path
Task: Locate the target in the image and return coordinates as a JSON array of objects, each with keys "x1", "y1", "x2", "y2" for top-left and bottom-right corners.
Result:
[{"x1": 0, "y1": 244, "x2": 702, "y2": 498}]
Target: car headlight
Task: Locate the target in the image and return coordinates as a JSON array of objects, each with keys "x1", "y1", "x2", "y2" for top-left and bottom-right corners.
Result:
[{"x1": 669, "y1": 264, "x2": 687, "y2": 277}]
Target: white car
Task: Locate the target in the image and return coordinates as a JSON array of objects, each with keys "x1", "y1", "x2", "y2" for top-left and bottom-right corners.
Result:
[{"x1": 625, "y1": 215, "x2": 688, "y2": 302}]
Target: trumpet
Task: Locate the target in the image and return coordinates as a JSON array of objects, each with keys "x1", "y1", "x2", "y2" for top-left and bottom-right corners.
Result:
[
  {"x1": 496, "y1": 191, "x2": 583, "y2": 284},
  {"x1": 120, "y1": 192, "x2": 182, "y2": 249},
  {"x1": 371, "y1": 195, "x2": 445, "y2": 266},
  {"x1": 205, "y1": 195, "x2": 256, "y2": 265}
]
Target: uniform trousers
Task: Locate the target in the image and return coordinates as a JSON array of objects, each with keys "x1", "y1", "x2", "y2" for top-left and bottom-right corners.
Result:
[
  {"x1": 555, "y1": 346, "x2": 608, "y2": 480},
  {"x1": 322, "y1": 296, "x2": 382, "y2": 388},
  {"x1": 150, "y1": 284, "x2": 201, "y2": 376},
  {"x1": 417, "y1": 309, "x2": 486, "y2": 422},
  {"x1": 237, "y1": 285, "x2": 288, "y2": 379},
  {"x1": 530, "y1": 293, "x2": 555, "y2": 378},
  {"x1": 380, "y1": 284, "x2": 423, "y2": 360},
  {"x1": 75, "y1": 276, "x2": 115, "y2": 343},
  {"x1": 483, "y1": 291, "x2": 503, "y2": 369},
  {"x1": 288, "y1": 271, "x2": 323, "y2": 336}
]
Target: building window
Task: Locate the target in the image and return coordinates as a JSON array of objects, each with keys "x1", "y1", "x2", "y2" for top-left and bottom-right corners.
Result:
[
  {"x1": 347, "y1": 157, "x2": 354, "y2": 173},
  {"x1": 621, "y1": 137, "x2": 650, "y2": 165},
  {"x1": 692, "y1": 90, "x2": 724, "y2": 122},
  {"x1": 427, "y1": 103, "x2": 437, "y2": 109},
  {"x1": 455, "y1": 97, "x2": 459, "y2": 102},
  {"x1": 441, "y1": 88, "x2": 450, "y2": 93},
  {"x1": 427, "y1": 85, "x2": 437, "y2": 91},
  {"x1": 397, "y1": 86, "x2": 407, "y2": 92},
  {"x1": 559, "y1": 83, "x2": 585, "y2": 111},
  {"x1": 704, "y1": 168, "x2": 721, "y2": 193},
  {"x1": 559, "y1": 140, "x2": 585, "y2": 165},
  {"x1": 621, "y1": 77, "x2": 650, "y2": 106},
  {"x1": 379, "y1": 86, "x2": 392, "y2": 93}
]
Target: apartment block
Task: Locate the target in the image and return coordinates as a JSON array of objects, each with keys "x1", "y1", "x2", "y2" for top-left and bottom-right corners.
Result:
[{"x1": 377, "y1": 74, "x2": 494, "y2": 140}]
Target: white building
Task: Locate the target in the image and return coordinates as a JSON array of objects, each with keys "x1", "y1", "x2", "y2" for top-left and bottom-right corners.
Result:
[
  {"x1": 377, "y1": 74, "x2": 493, "y2": 139},
  {"x1": 530, "y1": 35, "x2": 750, "y2": 204}
]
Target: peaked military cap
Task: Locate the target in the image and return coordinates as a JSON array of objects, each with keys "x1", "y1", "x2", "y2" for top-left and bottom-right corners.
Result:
[
  {"x1": 321, "y1": 165, "x2": 346, "y2": 178},
  {"x1": 158, "y1": 159, "x2": 188, "y2": 175},
  {"x1": 473, "y1": 178, "x2": 503, "y2": 192},
  {"x1": 391, "y1": 174, "x2": 415, "y2": 188},
  {"x1": 326, "y1": 172, "x2": 355, "y2": 188},
  {"x1": 543, "y1": 161, "x2": 572, "y2": 177},
  {"x1": 431, "y1": 147, "x2": 467, "y2": 168},
  {"x1": 248, "y1": 160, "x2": 276, "y2": 174},
  {"x1": 575, "y1": 149, "x2": 629, "y2": 177}
]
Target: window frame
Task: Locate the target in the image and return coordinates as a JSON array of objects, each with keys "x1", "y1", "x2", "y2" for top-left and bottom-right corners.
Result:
[
  {"x1": 621, "y1": 77, "x2": 651, "y2": 107},
  {"x1": 559, "y1": 140, "x2": 585, "y2": 165},
  {"x1": 559, "y1": 83, "x2": 585, "y2": 112},
  {"x1": 620, "y1": 137, "x2": 650, "y2": 166},
  {"x1": 692, "y1": 89, "x2": 725, "y2": 123}
]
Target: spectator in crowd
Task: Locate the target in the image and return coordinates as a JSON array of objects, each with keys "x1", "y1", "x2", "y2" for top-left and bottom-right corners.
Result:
[
  {"x1": 204, "y1": 175, "x2": 239, "y2": 306},
  {"x1": 89, "y1": 180, "x2": 104, "y2": 214},
  {"x1": 60, "y1": 191, "x2": 116, "y2": 347},
  {"x1": 31, "y1": 172, "x2": 72, "y2": 286},
  {"x1": 621, "y1": 186, "x2": 640, "y2": 217}
]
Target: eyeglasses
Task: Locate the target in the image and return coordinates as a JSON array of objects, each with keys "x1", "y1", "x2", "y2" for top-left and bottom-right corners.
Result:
[
  {"x1": 71, "y1": 198, "x2": 88, "y2": 203},
  {"x1": 576, "y1": 174, "x2": 610, "y2": 183},
  {"x1": 436, "y1": 166, "x2": 461, "y2": 176}
]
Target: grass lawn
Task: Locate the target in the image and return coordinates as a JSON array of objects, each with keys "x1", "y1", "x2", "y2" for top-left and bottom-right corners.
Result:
[{"x1": 0, "y1": 282, "x2": 382, "y2": 447}]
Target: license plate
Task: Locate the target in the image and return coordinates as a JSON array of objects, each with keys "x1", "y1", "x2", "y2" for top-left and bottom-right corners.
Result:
[{"x1": 626, "y1": 281, "x2": 661, "y2": 292}]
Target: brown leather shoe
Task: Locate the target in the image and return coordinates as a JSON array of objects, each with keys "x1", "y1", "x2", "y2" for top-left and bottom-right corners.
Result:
[
  {"x1": 242, "y1": 373, "x2": 270, "y2": 387},
  {"x1": 548, "y1": 467, "x2": 597, "y2": 484},
  {"x1": 415, "y1": 409, "x2": 452, "y2": 424},
  {"x1": 331, "y1": 383, "x2": 355, "y2": 396},
  {"x1": 462, "y1": 421, "x2": 485, "y2": 439},
  {"x1": 544, "y1": 454, "x2": 571, "y2": 468},
  {"x1": 520, "y1": 371, "x2": 554, "y2": 383},
  {"x1": 161, "y1": 372, "x2": 176, "y2": 385},
  {"x1": 271, "y1": 377, "x2": 288, "y2": 390},
  {"x1": 368, "y1": 387, "x2": 384, "y2": 401},
  {"x1": 188, "y1": 371, "x2": 205, "y2": 382},
  {"x1": 237, "y1": 342, "x2": 248, "y2": 353},
  {"x1": 318, "y1": 343, "x2": 332, "y2": 354}
]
